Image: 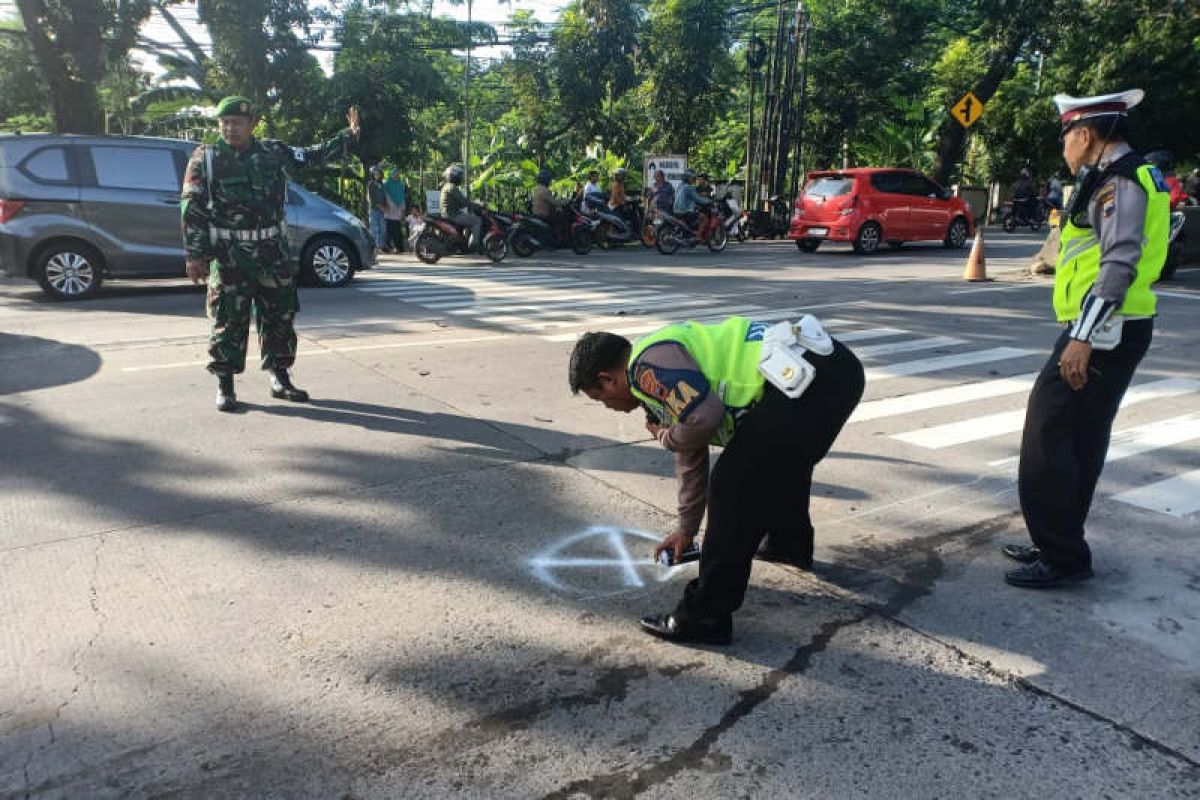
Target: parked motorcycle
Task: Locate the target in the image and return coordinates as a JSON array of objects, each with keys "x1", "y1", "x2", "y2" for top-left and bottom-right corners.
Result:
[
  {"x1": 1002, "y1": 197, "x2": 1049, "y2": 232},
  {"x1": 568, "y1": 202, "x2": 604, "y2": 255},
  {"x1": 414, "y1": 204, "x2": 509, "y2": 263},
  {"x1": 745, "y1": 195, "x2": 790, "y2": 239},
  {"x1": 579, "y1": 195, "x2": 641, "y2": 249},
  {"x1": 655, "y1": 207, "x2": 728, "y2": 254},
  {"x1": 716, "y1": 191, "x2": 748, "y2": 242}
]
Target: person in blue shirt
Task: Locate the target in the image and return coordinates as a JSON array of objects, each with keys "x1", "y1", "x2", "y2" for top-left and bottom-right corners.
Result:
[{"x1": 672, "y1": 169, "x2": 713, "y2": 234}]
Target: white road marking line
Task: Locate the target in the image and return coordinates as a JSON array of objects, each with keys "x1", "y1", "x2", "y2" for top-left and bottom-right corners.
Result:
[
  {"x1": 864, "y1": 347, "x2": 1036, "y2": 382},
  {"x1": 1104, "y1": 414, "x2": 1200, "y2": 462},
  {"x1": 1156, "y1": 290, "x2": 1200, "y2": 301},
  {"x1": 949, "y1": 283, "x2": 1042, "y2": 295},
  {"x1": 834, "y1": 327, "x2": 908, "y2": 343},
  {"x1": 898, "y1": 377, "x2": 1200, "y2": 449},
  {"x1": 358, "y1": 276, "x2": 581, "y2": 292},
  {"x1": 359, "y1": 279, "x2": 587, "y2": 297},
  {"x1": 989, "y1": 412, "x2": 1200, "y2": 469},
  {"x1": 851, "y1": 373, "x2": 1038, "y2": 423},
  {"x1": 425, "y1": 289, "x2": 666, "y2": 311},
  {"x1": 120, "y1": 334, "x2": 511, "y2": 372},
  {"x1": 539, "y1": 305, "x2": 770, "y2": 340},
  {"x1": 855, "y1": 336, "x2": 962, "y2": 359},
  {"x1": 1113, "y1": 470, "x2": 1200, "y2": 517}
]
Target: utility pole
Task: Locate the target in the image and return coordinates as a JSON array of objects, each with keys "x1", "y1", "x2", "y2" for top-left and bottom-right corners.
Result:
[
  {"x1": 772, "y1": 1, "x2": 803, "y2": 199},
  {"x1": 787, "y1": 3, "x2": 811, "y2": 202},
  {"x1": 462, "y1": 0, "x2": 473, "y2": 201}
]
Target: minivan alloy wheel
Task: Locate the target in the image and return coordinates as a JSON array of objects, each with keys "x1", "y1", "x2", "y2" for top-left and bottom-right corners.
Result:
[
  {"x1": 45, "y1": 252, "x2": 96, "y2": 296},
  {"x1": 312, "y1": 244, "x2": 350, "y2": 284}
]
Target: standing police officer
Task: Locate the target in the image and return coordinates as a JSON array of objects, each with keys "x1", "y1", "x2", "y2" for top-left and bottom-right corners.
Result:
[
  {"x1": 1003, "y1": 89, "x2": 1170, "y2": 588},
  {"x1": 182, "y1": 97, "x2": 361, "y2": 412},
  {"x1": 569, "y1": 316, "x2": 863, "y2": 644}
]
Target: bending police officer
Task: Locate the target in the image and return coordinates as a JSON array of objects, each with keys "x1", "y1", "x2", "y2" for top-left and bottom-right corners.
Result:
[
  {"x1": 1003, "y1": 89, "x2": 1170, "y2": 588},
  {"x1": 183, "y1": 97, "x2": 361, "y2": 412},
  {"x1": 569, "y1": 316, "x2": 864, "y2": 645}
]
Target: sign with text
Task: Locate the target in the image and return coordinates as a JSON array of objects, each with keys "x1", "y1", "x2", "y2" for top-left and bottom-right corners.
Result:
[
  {"x1": 425, "y1": 189, "x2": 441, "y2": 215},
  {"x1": 644, "y1": 154, "x2": 688, "y2": 190}
]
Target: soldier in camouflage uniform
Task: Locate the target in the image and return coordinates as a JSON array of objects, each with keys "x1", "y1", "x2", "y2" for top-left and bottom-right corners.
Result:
[{"x1": 182, "y1": 97, "x2": 361, "y2": 411}]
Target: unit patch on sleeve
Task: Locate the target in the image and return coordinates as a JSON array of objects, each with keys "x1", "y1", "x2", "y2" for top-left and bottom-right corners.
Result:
[
  {"x1": 633, "y1": 364, "x2": 709, "y2": 421},
  {"x1": 1097, "y1": 183, "x2": 1117, "y2": 219}
]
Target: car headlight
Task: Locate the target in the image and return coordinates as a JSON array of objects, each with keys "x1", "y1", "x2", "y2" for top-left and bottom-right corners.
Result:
[{"x1": 335, "y1": 209, "x2": 366, "y2": 229}]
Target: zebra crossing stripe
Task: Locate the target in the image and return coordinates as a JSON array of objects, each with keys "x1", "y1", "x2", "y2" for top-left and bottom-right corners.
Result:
[
  {"x1": 478, "y1": 295, "x2": 701, "y2": 323},
  {"x1": 851, "y1": 373, "x2": 1038, "y2": 423},
  {"x1": 897, "y1": 377, "x2": 1200, "y2": 449},
  {"x1": 1104, "y1": 413, "x2": 1200, "y2": 462},
  {"x1": 425, "y1": 289, "x2": 667, "y2": 311},
  {"x1": 357, "y1": 276, "x2": 581, "y2": 293},
  {"x1": 834, "y1": 327, "x2": 909, "y2": 343},
  {"x1": 863, "y1": 347, "x2": 1035, "y2": 382},
  {"x1": 855, "y1": 336, "x2": 963, "y2": 359},
  {"x1": 540, "y1": 305, "x2": 770, "y2": 340},
  {"x1": 1112, "y1": 470, "x2": 1200, "y2": 518}
]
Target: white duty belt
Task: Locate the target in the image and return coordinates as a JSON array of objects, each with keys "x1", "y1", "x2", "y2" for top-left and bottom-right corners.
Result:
[
  {"x1": 757, "y1": 315, "x2": 834, "y2": 398},
  {"x1": 210, "y1": 225, "x2": 282, "y2": 243}
]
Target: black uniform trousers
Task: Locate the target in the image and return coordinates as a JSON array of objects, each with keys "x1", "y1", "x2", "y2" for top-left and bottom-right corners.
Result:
[
  {"x1": 676, "y1": 341, "x2": 865, "y2": 625},
  {"x1": 1018, "y1": 320, "x2": 1153, "y2": 571}
]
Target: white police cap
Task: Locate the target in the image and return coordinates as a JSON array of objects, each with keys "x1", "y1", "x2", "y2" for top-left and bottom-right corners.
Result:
[{"x1": 1053, "y1": 89, "x2": 1144, "y2": 130}]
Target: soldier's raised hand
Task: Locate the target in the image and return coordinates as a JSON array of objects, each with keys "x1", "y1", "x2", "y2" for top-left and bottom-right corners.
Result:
[
  {"x1": 347, "y1": 106, "x2": 361, "y2": 138},
  {"x1": 185, "y1": 257, "x2": 208, "y2": 284}
]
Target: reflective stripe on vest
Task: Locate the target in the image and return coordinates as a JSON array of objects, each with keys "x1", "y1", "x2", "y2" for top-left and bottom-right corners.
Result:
[
  {"x1": 627, "y1": 316, "x2": 766, "y2": 445},
  {"x1": 1053, "y1": 164, "x2": 1170, "y2": 322}
]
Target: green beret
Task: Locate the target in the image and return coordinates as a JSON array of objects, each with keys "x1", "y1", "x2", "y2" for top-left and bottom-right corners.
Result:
[{"x1": 216, "y1": 96, "x2": 256, "y2": 118}]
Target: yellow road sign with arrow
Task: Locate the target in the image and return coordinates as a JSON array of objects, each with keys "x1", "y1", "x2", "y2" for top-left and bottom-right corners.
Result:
[{"x1": 951, "y1": 91, "x2": 984, "y2": 128}]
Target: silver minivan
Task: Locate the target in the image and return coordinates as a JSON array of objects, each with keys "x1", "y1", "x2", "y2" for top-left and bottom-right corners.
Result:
[{"x1": 0, "y1": 134, "x2": 374, "y2": 301}]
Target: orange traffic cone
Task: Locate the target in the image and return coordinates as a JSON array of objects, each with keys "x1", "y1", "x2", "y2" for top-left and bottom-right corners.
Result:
[{"x1": 962, "y1": 226, "x2": 991, "y2": 282}]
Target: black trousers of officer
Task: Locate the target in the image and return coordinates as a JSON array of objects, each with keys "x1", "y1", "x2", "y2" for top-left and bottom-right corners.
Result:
[
  {"x1": 1018, "y1": 320, "x2": 1153, "y2": 571},
  {"x1": 676, "y1": 341, "x2": 865, "y2": 625}
]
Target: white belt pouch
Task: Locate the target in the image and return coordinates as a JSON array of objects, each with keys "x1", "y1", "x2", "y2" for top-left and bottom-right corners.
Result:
[{"x1": 757, "y1": 315, "x2": 834, "y2": 398}]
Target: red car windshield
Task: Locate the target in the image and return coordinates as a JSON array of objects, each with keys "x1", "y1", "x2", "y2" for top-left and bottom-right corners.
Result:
[{"x1": 804, "y1": 177, "x2": 854, "y2": 197}]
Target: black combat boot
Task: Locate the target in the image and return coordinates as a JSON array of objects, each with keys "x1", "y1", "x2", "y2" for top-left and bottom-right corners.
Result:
[
  {"x1": 216, "y1": 373, "x2": 238, "y2": 413},
  {"x1": 270, "y1": 368, "x2": 309, "y2": 402}
]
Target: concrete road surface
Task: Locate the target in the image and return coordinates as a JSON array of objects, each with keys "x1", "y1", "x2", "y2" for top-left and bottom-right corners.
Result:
[{"x1": 2, "y1": 234, "x2": 1198, "y2": 798}]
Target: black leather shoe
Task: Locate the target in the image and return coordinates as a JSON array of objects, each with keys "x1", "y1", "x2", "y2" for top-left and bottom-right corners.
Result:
[
  {"x1": 1005, "y1": 559, "x2": 1093, "y2": 589},
  {"x1": 755, "y1": 546, "x2": 813, "y2": 570},
  {"x1": 270, "y1": 369, "x2": 310, "y2": 402},
  {"x1": 1001, "y1": 543, "x2": 1042, "y2": 564},
  {"x1": 639, "y1": 613, "x2": 732, "y2": 646},
  {"x1": 216, "y1": 374, "x2": 238, "y2": 413}
]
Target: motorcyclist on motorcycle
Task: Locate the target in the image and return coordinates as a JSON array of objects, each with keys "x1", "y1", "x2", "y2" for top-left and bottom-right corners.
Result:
[
  {"x1": 673, "y1": 169, "x2": 713, "y2": 235},
  {"x1": 1011, "y1": 166, "x2": 1040, "y2": 221},
  {"x1": 440, "y1": 164, "x2": 483, "y2": 253},
  {"x1": 532, "y1": 168, "x2": 563, "y2": 220}
]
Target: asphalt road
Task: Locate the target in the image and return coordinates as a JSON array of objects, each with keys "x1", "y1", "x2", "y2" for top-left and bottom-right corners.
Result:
[{"x1": 2, "y1": 232, "x2": 1199, "y2": 798}]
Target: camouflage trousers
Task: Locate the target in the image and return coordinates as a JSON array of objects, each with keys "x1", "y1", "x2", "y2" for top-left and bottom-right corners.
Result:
[{"x1": 205, "y1": 241, "x2": 299, "y2": 375}]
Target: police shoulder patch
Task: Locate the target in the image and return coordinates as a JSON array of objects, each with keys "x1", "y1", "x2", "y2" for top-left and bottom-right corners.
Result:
[{"x1": 1096, "y1": 182, "x2": 1117, "y2": 219}]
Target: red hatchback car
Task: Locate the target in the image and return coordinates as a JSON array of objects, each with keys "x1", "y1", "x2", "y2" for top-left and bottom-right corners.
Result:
[{"x1": 788, "y1": 168, "x2": 974, "y2": 254}]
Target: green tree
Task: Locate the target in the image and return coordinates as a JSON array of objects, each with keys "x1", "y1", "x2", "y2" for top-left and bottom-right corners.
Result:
[
  {"x1": 0, "y1": 17, "x2": 49, "y2": 130},
  {"x1": 552, "y1": 0, "x2": 643, "y2": 153},
  {"x1": 642, "y1": 0, "x2": 735, "y2": 154},
  {"x1": 14, "y1": 0, "x2": 154, "y2": 133}
]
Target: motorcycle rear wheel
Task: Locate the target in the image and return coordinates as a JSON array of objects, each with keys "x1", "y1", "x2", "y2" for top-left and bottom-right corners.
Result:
[
  {"x1": 484, "y1": 232, "x2": 508, "y2": 262},
  {"x1": 1002, "y1": 213, "x2": 1017, "y2": 233},
  {"x1": 511, "y1": 230, "x2": 537, "y2": 258},
  {"x1": 656, "y1": 229, "x2": 681, "y2": 255},
  {"x1": 707, "y1": 224, "x2": 728, "y2": 252},
  {"x1": 415, "y1": 231, "x2": 441, "y2": 264},
  {"x1": 571, "y1": 227, "x2": 593, "y2": 255}
]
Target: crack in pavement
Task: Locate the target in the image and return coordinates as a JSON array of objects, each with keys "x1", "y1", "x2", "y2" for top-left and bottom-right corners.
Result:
[
  {"x1": 536, "y1": 511, "x2": 1200, "y2": 796},
  {"x1": 21, "y1": 533, "x2": 109, "y2": 799}
]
